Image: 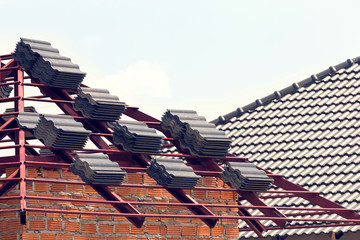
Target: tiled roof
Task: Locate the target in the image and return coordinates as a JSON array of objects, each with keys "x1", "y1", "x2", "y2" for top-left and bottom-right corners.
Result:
[{"x1": 214, "y1": 57, "x2": 360, "y2": 238}]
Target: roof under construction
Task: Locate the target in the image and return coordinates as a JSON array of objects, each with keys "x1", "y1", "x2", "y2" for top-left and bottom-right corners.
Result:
[{"x1": 0, "y1": 38, "x2": 360, "y2": 238}]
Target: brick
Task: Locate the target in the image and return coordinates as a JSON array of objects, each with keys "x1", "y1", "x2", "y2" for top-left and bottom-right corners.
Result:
[
  {"x1": 2, "y1": 233, "x2": 18, "y2": 240},
  {"x1": 63, "y1": 212, "x2": 80, "y2": 219},
  {"x1": 144, "y1": 174, "x2": 157, "y2": 184},
  {"x1": 62, "y1": 169, "x2": 79, "y2": 180},
  {"x1": 81, "y1": 222, "x2": 97, "y2": 234},
  {"x1": 146, "y1": 224, "x2": 160, "y2": 234},
  {"x1": 84, "y1": 185, "x2": 97, "y2": 194},
  {"x1": 34, "y1": 182, "x2": 49, "y2": 192},
  {"x1": 71, "y1": 194, "x2": 88, "y2": 207},
  {"x1": 74, "y1": 236, "x2": 89, "y2": 240},
  {"x1": 0, "y1": 209, "x2": 17, "y2": 218},
  {"x1": 90, "y1": 237, "x2": 105, "y2": 240},
  {"x1": 88, "y1": 196, "x2": 104, "y2": 208},
  {"x1": 99, "y1": 223, "x2": 114, "y2": 234},
  {"x1": 44, "y1": 169, "x2": 61, "y2": 178},
  {"x1": 26, "y1": 181, "x2": 33, "y2": 191},
  {"x1": 190, "y1": 218, "x2": 203, "y2": 224},
  {"x1": 21, "y1": 232, "x2": 38, "y2": 240},
  {"x1": 147, "y1": 188, "x2": 162, "y2": 197},
  {"x1": 203, "y1": 177, "x2": 217, "y2": 187},
  {"x1": 40, "y1": 233, "x2": 56, "y2": 240},
  {"x1": 45, "y1": 206, "x2": 62, "y2": 217},
  {"x1": 183, "y1": 189, "x2": 191, "y2": 195},
  {"x1": 126, "y1": 173, "x2": 143, "y2": 184},
  {"x1": 28, "y1": 211, "x2": 45, "y2": 217},
  {"x1": 211, "y1": 225, "x2": 224, "y2": 235},
  {"x1": 97, "y1": 213, "x2": 113, "y2": 221},
  {"x1": 221, "y1": 217, "x2": 237, "y2": 225},
  {"x1": 0, "y1": 220, "x2": 6, "y2": 231},
  {"x1": 113, "y1": 216, "x2": 127, "y2": 221},
  {"x1": 57, "y1": 234, "x2": 73, "y2": 240},
  {"x1": 47, "y1": 220, "x2": 62, "y2": 231},
  {"x1": 162, "y1": 189, "x2": 175, "y2": 198},
  {"x1": 227, "y1": 201, "x2": 238, "y2": 212},
  {"x1": 38, "y1": 193, "x2": 54, "y2": 205},
  {"x1": 116, "y1": 186, "x2": 131, "y2": 196},
  {"x1": 192, "y1": 190, "x2": 206, "y2": 199},
  {"x1": 64, "y1": 220, "x2": 80, "y2": 232},
  {"x1": 50, "y1": 183, "x2": 67, "y2": 192},
  {"x1": 225, "y1": 226, "x2": 240, "y2": 237},
  {"x1": 29, "y1": 219, "x2": 46, "y2": 230},
  {"x1": 108, "y1": 237, "x2": 122, "y2": 240},
  {"x1": 221, "y1": 190, "x2": 235, "y2": 200},
  {"x1": 156, "y1": 199, "x2": 168, "y2": 210},
  {"x1": 79, "y1": 209, "x2": 96, "y2": 220},
  {"x1": 196, "y1": 225, "x2": 210, "y2": 235},
  {"x1": 131, "y1": 187, "x2": 146, "y2": 196},
  {"x1": 182, "y1": 225, "x2": 196, "y2": 236},
  {"x1": 8, "y1": 219, "x2": 26, "y2": 231},
  {"x1": 68, "y1": 183, "x2": 83, "y2": 193},
  {"x1": 175, "y1": 213, "x2": 190, "y2": 223},
  {"x1": 207, "y1": 190, "x2": 220, "y2": 199},
  {"x1": 217, "y1": 178, "x2": 225, "y2": 187},
  {"x1": 122, "y1": 237, "x2": 136, "y2": 240},
  {"x1": 130, "y1": 225, "x2": 145, "y2": 234},
  {"x1": 168, "y1": 204, "x2": 183, "y2": 211},
  {"x1": 213, "y1": 206, "x2": 227, "y2": 212},
  {"x1": 27, "y1": 167, "x2": 40, "y2": 178}
]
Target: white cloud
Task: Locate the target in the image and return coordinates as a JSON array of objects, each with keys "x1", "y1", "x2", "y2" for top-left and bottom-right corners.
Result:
[
  {"x1": 86, "y1": 60, "x2": 172, "y2": 118},
  {"x1": 101, "y1": 60, "x2": 171, "y2": 100}
]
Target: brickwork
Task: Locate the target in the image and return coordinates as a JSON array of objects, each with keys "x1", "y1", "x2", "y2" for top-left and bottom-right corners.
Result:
[{"x1": 0, "y1": 167, "x2": 240, "y2": 240}]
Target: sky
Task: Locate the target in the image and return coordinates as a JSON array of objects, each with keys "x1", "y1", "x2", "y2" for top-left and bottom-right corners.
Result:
[{"x1": 1, "y1": 0, "x2": 360, "y2": 121}]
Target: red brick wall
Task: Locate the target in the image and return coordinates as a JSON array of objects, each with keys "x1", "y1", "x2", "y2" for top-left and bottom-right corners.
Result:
[{"x1": 0, "y1": 167, "x2": 240, "y2": 240}]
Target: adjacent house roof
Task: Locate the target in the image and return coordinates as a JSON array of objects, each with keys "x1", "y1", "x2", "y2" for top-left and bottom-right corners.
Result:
[{"x1": 213, "y1": 57, "x2": 360, "y2": 239}]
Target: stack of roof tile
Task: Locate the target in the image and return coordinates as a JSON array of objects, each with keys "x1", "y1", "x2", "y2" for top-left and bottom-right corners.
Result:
[
  {"x1": 70, "y1": 153, "x2": 126, "y2": 185},
  {"x1": 6, "y1": 106, "x2": 37, "y2": 114},
  {"x1": 12, "y1": 37, "x2": 86, "y2": 89},
  {"x1": 0, "y1": 86, "x2": 12, "y2": 98},
  {"x1": 15, "y1": 112, "x2": 40, "y2": 130},
  {"x1": 34, "y1": 114, "x2": 90, "y2": 149},
  {"x1": 146, "y1": 157, "x2": 200, "y2": 188},
  {"x1": 73, "y1": 87, "x2": 126, "y2": 120},
  {"x1": 161, "y1": 109, "x2": 231, "y2": 157},
  {"x1": 108, "y1": 120, "x2": 162, "y2": 154},
  {"x1": 39, "y1": 149, "x2": 56, "y2": 155},
  {"x1": 220, "y1": 162, "x2": 273, "y2": 191}
]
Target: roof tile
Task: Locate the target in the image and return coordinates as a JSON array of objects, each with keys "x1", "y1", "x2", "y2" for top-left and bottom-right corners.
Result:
[{"x1": 215, "y1": 56, "x2": 360, "y2": 238}]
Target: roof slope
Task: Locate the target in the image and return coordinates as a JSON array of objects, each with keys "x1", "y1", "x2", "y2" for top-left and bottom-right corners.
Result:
[{"x1": 214, "y1": 57, "x2": 360, "y2": 238}]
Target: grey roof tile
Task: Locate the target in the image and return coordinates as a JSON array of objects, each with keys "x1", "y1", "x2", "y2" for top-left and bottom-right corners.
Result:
[
  {"x1": 70, "y1": 153, "x2": 126, "y2": 185},
  {"x1": 146, "y1": 157, "x2": 201, "y2": 188},
  {"x1": 13, "y1": 38, "x2": 86, "y2": 89},
  {"x1": 34, "y1": 114, "x2": 91, "y2": 149},
  {"x1": 109, "y1": 120, "x2": 162, "y2": 154},
  {"x1": 216, "y1": 56, "x2": 360, "y2": 238},
  {"x1": 73, "y1": 88, "x2": 126, "y2": 121}
]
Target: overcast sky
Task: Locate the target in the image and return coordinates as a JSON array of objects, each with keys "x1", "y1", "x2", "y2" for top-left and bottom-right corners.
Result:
[{"x1": 1, "y1": 0, "x2": 360, "y2": 120}]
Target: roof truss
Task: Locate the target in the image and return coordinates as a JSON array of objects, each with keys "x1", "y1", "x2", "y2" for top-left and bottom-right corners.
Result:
[{"x1": 0, "y1": 54, "x2": 359, "y2": 237}]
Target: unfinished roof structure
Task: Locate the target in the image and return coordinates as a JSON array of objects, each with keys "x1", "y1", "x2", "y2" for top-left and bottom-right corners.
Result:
[
  {"x1": 1, "y1": 38, "x2": 360, "y2": 239},
  {"x1": 214, "y1": 57, "x2": 360, "y2": 239}
]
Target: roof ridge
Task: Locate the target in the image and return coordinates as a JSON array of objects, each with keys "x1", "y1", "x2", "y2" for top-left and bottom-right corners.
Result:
[{"x1": 212, "y1": 57, "x2": 360, "y2": 125}]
